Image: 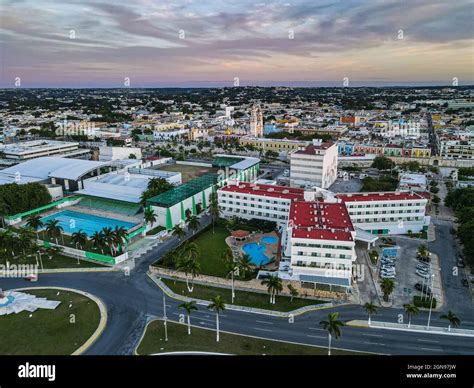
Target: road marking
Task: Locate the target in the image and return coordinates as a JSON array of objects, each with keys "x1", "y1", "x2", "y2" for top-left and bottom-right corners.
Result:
[
  {"x1": 416, "y1": 338, "x2": 439, "y2": 344},
  {"x1": 420, "y1": 347, "x2": 443, "y2": 352},
  {"x1": 362, "y1": 333, "x2": 383, "y2": 338},
  {"x1": 363, "y1": 341, "x2": 386, "y2": 346},
  {"x1": 307, "y1": 334, "x2": 325, "y2": 339},
  {"x1": 253, "y1": 327, "x2": 273, "y2": 333},
  {"x1": 308, "y1": 327, "x2": 324, "y2": 331},
  {"x1": 256, "y1": 320, "x2": 274, "y2": 325}
]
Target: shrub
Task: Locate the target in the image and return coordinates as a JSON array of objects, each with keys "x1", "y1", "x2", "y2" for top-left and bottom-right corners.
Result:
[{"x1": 414, "y1": 295, "x2": 437, "y2": 309}]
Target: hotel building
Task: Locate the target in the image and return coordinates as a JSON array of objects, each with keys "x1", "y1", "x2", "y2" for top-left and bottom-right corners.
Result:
[{"x1": 290, "y1": 140, "x2": 338, "y2": 189}]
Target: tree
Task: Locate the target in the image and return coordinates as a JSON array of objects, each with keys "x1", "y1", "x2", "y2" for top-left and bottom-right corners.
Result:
[
  {"x1": 239, "y1": 254, "x2": 253, "y2": 279},
  {"x1": 178, "y1": 301, "x2": 198, "y2": 335},
  {"x1": 187, "y1": 215, "x2": 200, "y2": 235},
  {"x1": 113, "y1": 226, "x2": 128, "y2": 253},
  {"x1": 208, "y1": 191, "x2": 221, "y2": 234},
  {"x1": 208, "y1": 295, "x2": 226, "y2": 342},
  {"x1": 287, "y1": 284, "x2": 299, "y2": 302},
  {"x1": 403, "y1": 304, "x2": 419, "y2": 328},
  {"x1": 176, "y1": 242, "x2": 201, "y2": 292},
  {"x1": 71, "y1": 230, "x2": 87, "y2": 250},
  {"x1": 101, "y1": 227, "x2": 115, "y2": 255},
  {"x1": 417, "y1": 244, "x2": 428, "y2": 258},
  {"x1": 363, "y1": 301, "x2": 378, "y2": 325},
  {"x1": 91, "y1": 231, "x2": 106, "y2": 254},
  {"x1": 440, "y1": 310, "x2": 461, "y2": 332},
  {"x1": 144, "y1": 207, "x2": 157, "y2": 226},
  {"x1": 380, "y1": 278, "x2": 395, "y2": 302},
  {"x1": 372, "y1": 156, "x2": 395, "y2": 171},
  {"x1": 171, "y1": 224, "x2": 186, "y2": 240},
  {"x1": 26, "y1": 214, "x2": 44, "y2": 239},
  {"x1": 45, "y1": 220, "x2": 63, "y2": 245},
  {"x1": 261, "y1": 275, "x2": 283, "y2": 304},
  {"x1": 319, "y1": 312, "x2": 344, "y2": 356},
  {"x1": 222, "y1": 248, "x2": 238, "y2": 302}
]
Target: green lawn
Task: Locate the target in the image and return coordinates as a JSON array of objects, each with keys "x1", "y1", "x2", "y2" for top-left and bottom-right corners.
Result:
[
  {"x1": 0, "y1": 253, "x2": 105, "y2": 269},
  {"x1": 0, "y1": 289, "x2": 101, "y2": 355},
  {"x1": 191, "y1": 226, "x2": 230, "y2": 277},
  {"x1": 162, "y1": 278, "x2": 323, "y2": 312},
  {"x1": 137, "y1": 320, "x2": 358, "y2": 355}
]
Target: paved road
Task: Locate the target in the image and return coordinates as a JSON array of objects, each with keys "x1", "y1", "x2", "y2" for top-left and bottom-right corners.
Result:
[{"x1": 2, "y1": 215, "x2": 473, "y2": 355}]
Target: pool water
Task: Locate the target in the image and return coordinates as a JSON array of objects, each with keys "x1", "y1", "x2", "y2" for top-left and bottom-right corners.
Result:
[
  {"x1": 261, "y1": 236, "x2": 277, "y2": 244},
  {"x1": 242, "y1": 242, "x2": 271, "y2": 266},
  {"x1": 39, "y1": 210, "x2": 137, "y2": 237}
]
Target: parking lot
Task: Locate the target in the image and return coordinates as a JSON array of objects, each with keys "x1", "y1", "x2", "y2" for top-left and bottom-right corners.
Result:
[
  {"x1": 364, "y1": 237, "x2": 443, "y2": 308},
  {"x1": 329, "y1": 177, "x2": 363, "y2": 193}
]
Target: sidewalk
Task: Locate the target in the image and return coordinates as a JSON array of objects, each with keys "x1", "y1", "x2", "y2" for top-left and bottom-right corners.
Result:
[{"x1": 347, "y1": 319, "x2": 474, "y2": 337}]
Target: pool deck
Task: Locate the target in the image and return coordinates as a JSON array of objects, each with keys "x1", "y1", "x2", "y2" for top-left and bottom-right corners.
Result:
[{"x1": 225, "y1": 231, "x2": 280, "y2": 270}]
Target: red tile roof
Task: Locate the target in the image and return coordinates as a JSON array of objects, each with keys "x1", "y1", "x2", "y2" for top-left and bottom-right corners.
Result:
[
  {"x1": 289, "y1": 201, "x2": 354, "y2": 242},
  {"x1": 337, "y1": 191, "x2": 429, "y2": 202},
  {"x1": 220, "y1": 182, "x2": 305, "y2": 201}
]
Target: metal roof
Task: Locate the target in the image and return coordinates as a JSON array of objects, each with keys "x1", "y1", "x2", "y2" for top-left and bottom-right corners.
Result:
[
  {"x1": 299, "y1": 274, "x2": 351, "y2": 287},
  {"x1": 147, "y1": 173, "x2": 218, "y2": 208},
  {"x1": 0, "y1": 157, "x2": 112, "y2": 184}
]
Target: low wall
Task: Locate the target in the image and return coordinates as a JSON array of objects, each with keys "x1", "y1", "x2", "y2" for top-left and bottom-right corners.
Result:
[{"x1": 150, "y1": 266, "x2": 348, "y2": 301}]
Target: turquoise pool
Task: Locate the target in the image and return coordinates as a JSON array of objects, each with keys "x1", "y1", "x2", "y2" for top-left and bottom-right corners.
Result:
[
  {"x1": 39, "y1": 210, "x2": 137, "y2": 237},
  {"x1": 242, "y1": 242, "x2": 271, "y2": 266},
  {"x1": 261, "y1": 236, "x2": 277, "y2": 244}
]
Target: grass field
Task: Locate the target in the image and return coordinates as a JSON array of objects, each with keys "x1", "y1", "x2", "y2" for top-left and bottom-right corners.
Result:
[
  {"x1": 0, "y1": 289, "x2": 101, "y2": 355},
  {"x1": 0, "y1": 253, "x2": 105, "y2": 269},
  {"x1": 137, "y1": 320, "x2": 358, "y2": 355},
  {"x1": 157, "y1": 163, "x2": 217, "y2": 182},
  {"x1": 191, "y1": 226, "x2": 230, "y2": 277},
  {"x1": 162, "y1": 278, "x2": 323, "y2": 312}
]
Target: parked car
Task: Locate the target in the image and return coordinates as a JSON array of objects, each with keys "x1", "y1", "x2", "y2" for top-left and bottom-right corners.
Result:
[
  {"x1": 416, "y1": 263, "x2": 430, "y2": 271},
  {"x1": 457, "y1": 258, "x2": 465, "y2": 268},
  {"x1": 418, "y1": 256, "x2": 431, "y2": 264},
  {"x1": 380, "y1": 273, "x2": 396, "y2": 279},
  {"x1": 416, "y1": 269, "x2": 431, "y2": 279},
  {"x1": 414, "y1": 283, "x2": 432, "y2": 296}
]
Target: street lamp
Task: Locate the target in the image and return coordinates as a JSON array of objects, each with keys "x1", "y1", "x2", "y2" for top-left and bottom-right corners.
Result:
[
  {"x1": 162, "y1": 290, "x2": 168, "y2": 342},
  {"x1": 427, "y1": 273, "x2": 435, "y2": 329}
]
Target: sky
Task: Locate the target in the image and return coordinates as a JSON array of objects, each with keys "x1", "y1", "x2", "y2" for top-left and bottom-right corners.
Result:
[{"x1": 0, "y1": 0, "x2": 473, "y2": 88}]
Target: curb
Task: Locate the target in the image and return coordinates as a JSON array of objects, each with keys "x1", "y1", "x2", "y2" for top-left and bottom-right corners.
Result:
[
  {"x1": 346, "y1": 319, "x2": 474, "y2": 338},
  {"x1": 11, "y1": 286, "x2": 107, "y2": 355},
  {"x1": 147, "y1": 272, "x2": 351, "y2": 318}
]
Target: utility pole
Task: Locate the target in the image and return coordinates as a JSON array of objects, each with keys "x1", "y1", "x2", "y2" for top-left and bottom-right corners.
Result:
[
  {"x1": 162, "y1": 291, "x2": 168, "y2": 342},
  {"x1": 427, "y1": 274, "x2": 435, "y2": 329}
]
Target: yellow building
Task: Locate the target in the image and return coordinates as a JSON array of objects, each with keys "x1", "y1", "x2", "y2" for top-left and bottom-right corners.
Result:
[{"x1": 239, "y1": 136, "x2": 306, "y2": 153}]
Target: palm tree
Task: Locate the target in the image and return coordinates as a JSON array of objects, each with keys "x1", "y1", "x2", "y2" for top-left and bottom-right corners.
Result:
[
  {"x1": 46, "y1": 246, "x2": 62, "y2": 260},
  {"x1": 113, "y1": 226, "x2": 128, "y2": 253},
  {"x1": 440, "y1": 310, "x2": 461, "y2": 332},
  {"x1": 176, "y1": 242, "x2": 201, "y2": 292},
  {"x1": 208, "y1": 191, "x2": 221, "y2": 234},
  {"x1": 178, "y1": 301, "x2": 198, "y2": 335},
  {"x1": 239, "y1": 254, "x2": 253, "y2": 279},
  {"x1": 403, "y1": 303, "x2": 419, "y2": 328},
  {"x1": 144, "y1": 207, "x2": 157, "y2": 226},
  {"x1": 261, "y1": 274, "x2": 283, "y2": 304},
  {"x1": 187, "y1": 215, "x2": 200, "y2": 235},
  {"x1": 319, "y1": 312, "x2": 344, "y2": 356},
  {"x1": 208, "y1": 295, "x2": 226, "y2": 342},
  {"x1": 26, "y1": 215, "x2": 43, "y2": 239},
  {"x1": 363, "y1": 301, "x2": 378, "y2": 325},
  {"x1": 380, "y1": 278, "x2": 395, "y2": 302},
  {"x1": 71, "y1": 229, "x2": 87, "y2": 250},
  {"x1": 171, "y1": 224, "x2": 186, "y2": 240},
  {"x1": 287, "y1": 284, "x2": 299, "y2": 302},
  {"x1": 91, "y1": 231, "x2": 105, "y2": 254},
  {"x1": 45, "y1": 220, "x2": 63, "y2": 245},
  {"x1": 222, "y1": 248, "x2": 238, "y2": 303},
  {"x1": 101, "y1": 227, "x2": 115, "y2": 254},
  {"x1": 417, "y1": 244, "x2": 428, "y2": 258},
  {"x1": 18, "y1": 228, "x2": 34, "y2": 255}
]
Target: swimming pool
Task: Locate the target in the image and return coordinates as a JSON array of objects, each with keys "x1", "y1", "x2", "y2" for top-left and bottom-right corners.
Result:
[
  {"x1": 261, "y1": 236, "x2": 277, "y2": 244},
  {"x1": 242, "y1": 242, "x2": 271, "y2": 266},
  {"x1": 39, "y1": 210, "x2": 137, "y2": 237}
]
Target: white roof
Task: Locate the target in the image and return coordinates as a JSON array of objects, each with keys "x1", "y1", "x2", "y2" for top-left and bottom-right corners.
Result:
[{"x1": 0, "y1": 157, "x2": 112, "y2": 184}]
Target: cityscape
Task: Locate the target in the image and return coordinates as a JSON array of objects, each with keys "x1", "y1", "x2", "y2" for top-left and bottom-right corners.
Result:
[{"x1": 0, "y1": 0, "x2": 473, "y2": 385}]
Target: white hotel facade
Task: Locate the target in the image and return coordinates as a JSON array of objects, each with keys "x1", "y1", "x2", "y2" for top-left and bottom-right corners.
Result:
[
  {"x1": 289, "y1": 140, "x2": 338, "y2": 189},
  {"x1": 218, "y1": 182, "x2": 430, "y2": 289}
]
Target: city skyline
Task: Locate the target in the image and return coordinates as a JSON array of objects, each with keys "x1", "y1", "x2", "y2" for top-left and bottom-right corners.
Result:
[{"x1": 1, "y1": 0, "x2": 473, "y2": 88}]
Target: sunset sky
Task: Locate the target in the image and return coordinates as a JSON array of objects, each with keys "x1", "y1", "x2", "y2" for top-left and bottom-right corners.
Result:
[{"x1": 0, "y1": 0, "x2": 473, "y2": 87}]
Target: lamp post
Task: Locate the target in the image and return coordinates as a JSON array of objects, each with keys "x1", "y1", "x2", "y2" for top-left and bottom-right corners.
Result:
[
  {"x1": 162, "y1": 291, "x2": 168, "y2": 342},
  {"x1": 427, "y1": 274, "x2": 435, "y2": 329}
]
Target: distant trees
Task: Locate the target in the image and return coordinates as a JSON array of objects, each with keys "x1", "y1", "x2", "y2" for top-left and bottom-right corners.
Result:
[
  {"x1": 140, "y1": 178, "x2": 173, "y2": 205},
  {"x1": 0, "y1": 183, "x2": 51, "y2": 217},
  {"x1": 361, "y1": 176, "x2": 398, "y2": 192},
  {"x1": 371, "y1": 156, "x2": 395, "y2": 171}
]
